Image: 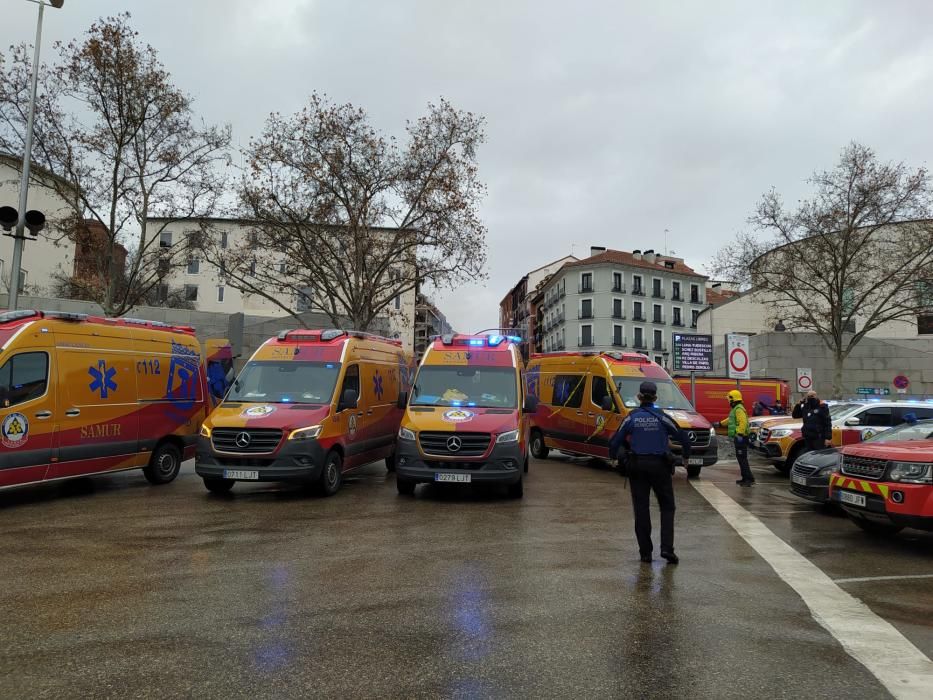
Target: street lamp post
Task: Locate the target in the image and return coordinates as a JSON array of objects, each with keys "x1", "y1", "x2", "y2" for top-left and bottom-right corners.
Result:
[{"x1": 7, "y1": 0, "x2": 64, "y2": 311}]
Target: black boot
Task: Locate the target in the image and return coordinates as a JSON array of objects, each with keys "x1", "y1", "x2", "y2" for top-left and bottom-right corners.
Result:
[{"x1": 661, "y1": 550, "x2": 679, "y2": 564}]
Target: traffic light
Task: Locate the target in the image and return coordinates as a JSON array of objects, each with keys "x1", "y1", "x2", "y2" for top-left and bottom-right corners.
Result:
[{"x1": 0, "y1": 207, "x2": 46, "y2": 237}]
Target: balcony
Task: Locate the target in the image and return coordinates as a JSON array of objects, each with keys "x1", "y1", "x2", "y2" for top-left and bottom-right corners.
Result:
[
  {"x1": 612, "y1": 338, "x2": 627, "y2": 348},
  {"x1": 652, "y1": 343, "x2": 668, "y2": 352},
  {"x1": 578, "y1": 311, "x2": 594, "y2": 320},
  {"x1": 578, "y1": 283, "x2": 594, "y2": 294},
  {"x1": 672, "y1": 319, "x2": 685, "y2": 327},
  {"x1": 652, "y1": 289, "x2": 665, "y2": 299},
  {"x1": 632, "y1": 340, "x2": 647, "y2": 350},
  {"x1": 632, "y1": 313, "x2": 646, "y2": 322},
  {"x1": 578, "y1": 336, "x2": 595, "y2": 348},
  {"x1": 690, "y1": 322, "x2": 698, "y2": 329},
  {"x1": 652, "y1": 315, "x2": 666, "y2": 325},
  {"x1": 612, "y1": 283, "x2": 625, "y2": 293},
  {"x1": 671, "y1": 293, "x2": 683, "y2": 302},
  {"x1": 631, "y1": 287, "x2": 645, "y2": 297},
  {"x1": 690, "y1": 296, "x2": 702, "y2": 305},
  {"x1": 611, "y1": 311, "x2": 626, "y2": 320},
  {"x1": 555, "y1": 341, "x2": 566, "y2": 351}
]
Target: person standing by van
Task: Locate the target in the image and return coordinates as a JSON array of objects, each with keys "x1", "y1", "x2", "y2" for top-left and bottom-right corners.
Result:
[
  {"x1": 610, "y1": 381, "x2": 690, "y2": 565},
  {"x1": 792, "y1": 390, "x2": 832, "y2": 453},
  {"x1": 720, "y1": 390, "x2": 753, "y2": 486}
]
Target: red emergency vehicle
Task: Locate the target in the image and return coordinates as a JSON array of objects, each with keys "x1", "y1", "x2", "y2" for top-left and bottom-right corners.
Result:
[{"x1": 673, "y1": 375, "x2": 790, "y2": 426}]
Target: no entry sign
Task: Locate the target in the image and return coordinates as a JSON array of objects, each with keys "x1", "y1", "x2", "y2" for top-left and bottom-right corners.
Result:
[
  {"x1": 796, "y1": 368, "x2": 813, "y2": 392},
  {"x1": 726, "y1": 333, "x2": 750, "y2": 380}
]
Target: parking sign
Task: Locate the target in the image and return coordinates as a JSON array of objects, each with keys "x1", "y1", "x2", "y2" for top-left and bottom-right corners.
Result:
[
  {"x1": 726, "y1": 333, "x2": 750, "y2": 380},
  {"x1": 796, "y1": 368, "x2": 813, "y2": 393}
]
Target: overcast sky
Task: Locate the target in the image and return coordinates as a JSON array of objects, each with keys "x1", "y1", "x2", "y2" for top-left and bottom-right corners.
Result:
[{"x1": 7, "y1": 0, "x2": 933, "y2": 333}]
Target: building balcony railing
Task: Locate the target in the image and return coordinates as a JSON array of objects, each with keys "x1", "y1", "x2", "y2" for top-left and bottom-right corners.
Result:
[
  {"x1": 578, "y1": 283, "x2": 594, "y2": 294},
  {"x1": 611, "y1": 311, "x2": 626, "y2": 320},
  {"x1": 690, "y1": 322, "x2": 698, "y2": 329},
  {"x1": 671, "y1": 293, "x2": 683, "y2": 302},
  {"x1": 578, "y1": 337, "x2": 595, "y2": 348},
  {"x1": 671, "y1": 319, "x2": 685, "y2": 327},
  {"x1": 632, "y1": 313, "x2": 646, "y2": 322},
  {"x1": 652, "y1": 315, "x2": 666, "y2": 325},
  {"x1": 652, "y1": 342, "x2": 668, "y2": 352},
  {"x1": 652, "y1": 290, "x2": 665, "y2": 299},
  {"x1": 690, "y1": 296, "x2": 702, "y2": 304},
  {"x1": 612, "y1": 339, "x2": 627, "y2": 348},
  {"x1": 632, "y1": 341, "x2": 647, "y2": 350},
  {"x1": 578, "y1": 311, "x2": 594, "y2": 320},
  {"x1": 632, "y1": 287, "x2": 645, "y2": 296},
  {"x1": 611, "y1": 283, "x2": 625, "y2": 293}
]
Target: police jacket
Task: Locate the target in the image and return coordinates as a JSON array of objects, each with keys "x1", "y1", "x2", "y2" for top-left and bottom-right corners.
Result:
[
  {"x1": 793, "y1": 400, "x2": 832, "y2": 441},
  {"x1": 610, "y1": 405, "x2": 691, "y2": 459}
]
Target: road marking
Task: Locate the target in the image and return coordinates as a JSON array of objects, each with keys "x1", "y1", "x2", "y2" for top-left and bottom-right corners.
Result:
[
  {"x1": 835, "y1": 574, "x2": 933, "y2": 585},
  {"x1": 691, "y1": 480, "x2": 933, "y2": 700}
]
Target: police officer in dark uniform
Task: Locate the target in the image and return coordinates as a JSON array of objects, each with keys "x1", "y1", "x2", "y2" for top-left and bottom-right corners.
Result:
[{"x1": 610, "y1": 381, "x2": 691, "y2": 564}]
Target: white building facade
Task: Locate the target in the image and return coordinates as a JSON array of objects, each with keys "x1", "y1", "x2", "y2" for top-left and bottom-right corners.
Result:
[
  {"x1": 149, "y1": 217, "x2": 418, "y2": 351},
  {"x1": 537, "y1": 248, "x2": 708, "y2": 366}
]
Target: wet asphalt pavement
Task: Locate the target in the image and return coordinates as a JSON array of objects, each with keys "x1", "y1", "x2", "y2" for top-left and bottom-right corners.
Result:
[{"x1": 1, "y1": 453, "x2": 931, "y2": 699}]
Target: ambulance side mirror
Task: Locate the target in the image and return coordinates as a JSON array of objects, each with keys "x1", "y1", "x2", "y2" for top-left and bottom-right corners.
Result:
[
  {"x1": 340, "y1": 389, "x2": 359, "y2": 411},
  {"x1": 396, "y1": 391, "x2": 408, "y2": 410},
  {"x1": 523, "y1": 395, "x2": 539, "y2": 414},
  {"x1": 600, "y1": 395, "x2": 613, "y2": 412}
]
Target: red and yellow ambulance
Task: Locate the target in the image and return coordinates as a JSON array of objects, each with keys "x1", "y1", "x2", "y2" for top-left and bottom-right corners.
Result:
[
  {"x1": 0, "y1": 309, "x2": 208, "y2": 492},
  {"x1": 196, "y1": 329, "x2": 411, "y2": 495},
  {"x1": 526, "y1": 351, "x2": 717, "y2": 477},
  {"x1": 394, "y1": 333, "x2": 533, "y2": 498}
]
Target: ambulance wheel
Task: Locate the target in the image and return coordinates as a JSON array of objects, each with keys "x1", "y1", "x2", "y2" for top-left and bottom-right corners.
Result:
[
  {"x1": 316, "y1": 451, "x2": 343, "y2": 497},
  {"x1": 852, "y1": 517, "x2": 904, "y2": 536},
  {"x1": 778, "y1": 445, "x2": 802, "y2": 475},
  {"x1": 143, "y1": 442, "x2": 182, "y2": 485},
  {"x1": 203, "y1": 477, "x2": 234, "y2": 494},
  {"x1": 530, "y1": 430, "x2": 549, "y2": 459},
  {"x1": 396, "y1": 478, "x2": 416, "y2": 496},
  {"x1": 506, "y1": 478, "x2": 524, "y2": 499},
  {"x1": 385, "y1": 452, "x2": 396, "y2": 472},
  {"x1": 687, "y1": 465, "x2": 701, "y2": 478}
]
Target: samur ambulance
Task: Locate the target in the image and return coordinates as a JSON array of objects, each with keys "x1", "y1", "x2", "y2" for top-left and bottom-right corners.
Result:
[
  {"x1": 0, "y1": 309, "x2": 209, "y2": 492},
  {"x1": 394, "y1": 333, "x2": 534, "y2": 498},
  {"x1": 526, "y1": 351, "x2": 717, "y2": 477},
  {"x1": 196, "y1": 329, "x2": 411, "y2": 495}
]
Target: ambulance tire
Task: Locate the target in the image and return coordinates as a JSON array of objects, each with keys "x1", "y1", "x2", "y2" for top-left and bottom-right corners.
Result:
[
  {"x1": 385, "y1": 452, "x2": 396, "y2": 472},
  {"x1": 530, "y1": 430, "x2": 549, "y2": 460},
  {"x1": 316, "y1": 451, "x2": 343, "y2": 497},
  {"x1": 143, "y1": 442, "x2": 182, "y2": 485},
  {"x1": 852, "y1": 517, "x2": 904, "y2": 536},
  {"x1": 203, "y1": 477, "x2": 234, "y2": 494},
  {"x1": 506, "y1": 477, "x2": 524, "y2": 499},
  {"x1": 777, "y1": 445, "x2": 802, "y2": 475},
  {"x1": 396, "y1": 478, "x2": 416, "y2": 496}
]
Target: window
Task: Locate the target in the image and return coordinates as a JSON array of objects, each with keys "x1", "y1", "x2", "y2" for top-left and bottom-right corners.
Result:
[
  {"x1": 297, "y1": 286, "x2": 314, "y2": 312},
  {"x1": 579, "y1": 324, "x2": 593, "y2": 347},
  {"x1": 339, "y1": 365, "x2": 360, "y2": 404},
  {"x1": 591, "y1": 374, "x2": 616, "y2": 411},
  {"x1": 612, "y1": 272, "x2": 623, "y2": 292},
  {"x1": 220, "y1": 231, "x2": 229, "y2": 249},
  {"x1": 634, "y1": 327, "x2": 644, "y2": 348},
  {"x1": 652, "y1": 304, "x2": 663, "y2": 323},
  {"x1": 691, "y1": 309, "x2": 700, "y2": 328},
  {"x1": 187, "y1": 258, "x2": 200, "y2": 274},
  {"x1": 653, "y1": 329, "x2": 664, "y2": 350},
  {"x1": 612, "y1": 298, "x2": 623, "y2": 319},
  {"x1": 612, "y1": 324, "x2": 624, "y2": 347},
  {"x1": 216, "y1": 286, "x2": 225, "y2": 303},
  {"x1": 855, "y1": 407, "x2": 893, "y2": 427},
  {"x1": 654, "y1": 355, "x2": 664, "y2": 365},
  {"x1": 395, "y1": 294, "x2": 401, "y2": 310},
  {"x1": 920, "y1": 313, "x2": 933, "y2": 335},
  {"x1": 691, "y1": 284, "x2": 700, "y2": 303},
  {"x1": 580, "y1": 299, "x2": 593, "y2": 319},
  {"x1": 580, "y1": 272, "x2": 593, "y2": 293},
  {"x1": 0, "y1": 352, "x2": 48, "y2": 408},
  {"x1": 159, "y1": 231, "x2": 172, "y2": 248},
  {"x1": 278, "y1": 262, "x2": 287, "y2": 274},
  {"x1": 899, "y1": 406, "x2": 933, "y2": 421},
  {"x1": 219, "y1": 260, "x2": 226, "y2": 277},
  {"x1": 553, "y1": 374, "x2": 584, "y2": 408},
  {"x1": 652, "y1": 278, "x2": 663, "y2": 298},
  {"x1": 633, "y1": 301, "x2": 644, "y2": 321},
  {"x1": 249, "y1": 259, "x2": 257, "y2": 276},
  {"x1": 156, "y1": 284, "x2": 168, "y2": 304},
  {"x1": 673, "y1": 307, "x2": 683, "y2": 326},
  {"x1": 633, "y1": 275, "x2": 643, "y2": 295},
  {"x1": 184, "y1": 285, "x2": 198, "y2": 302},
  {"x1": 672, "y1": 281, "x2": 681, "y2": 301},
  {"x1": 186, "y1": 230, "x2": 204, "y2": 250}
]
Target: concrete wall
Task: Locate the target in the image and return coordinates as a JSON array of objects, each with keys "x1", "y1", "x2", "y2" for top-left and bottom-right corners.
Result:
[{"x1": 704, "y1": 331, "x2": 933, "y2": 399}]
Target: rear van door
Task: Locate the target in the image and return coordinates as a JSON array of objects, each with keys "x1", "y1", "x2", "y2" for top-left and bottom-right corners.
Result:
[{"x1": 0, "y1": 349, "x2": 54, "y2": 487}]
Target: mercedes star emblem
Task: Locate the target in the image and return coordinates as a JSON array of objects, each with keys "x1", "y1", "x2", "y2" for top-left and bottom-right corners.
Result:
[
  {"x1": 688, "y1": 431, "x2": 697, "y2": 443},
  {"x1": 235, "y1": 432, "x2": 252, "y2": 448},
  {"x1": 447, "y1": 436, "x2": 463, "y2": 452}
]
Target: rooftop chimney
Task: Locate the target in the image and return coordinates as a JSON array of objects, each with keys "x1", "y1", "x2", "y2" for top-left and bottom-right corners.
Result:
[
  {"x1": 632, "y1": 249, "x2": 642, "y2": 260},
  {"x1": 590, "y1": 246, "x2": 606, "y2": 258}
]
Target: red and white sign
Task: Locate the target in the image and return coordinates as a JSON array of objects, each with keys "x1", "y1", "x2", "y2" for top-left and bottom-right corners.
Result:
[
  {"x1": 726, "y1": 333, "x2": 750, "y2": 380},
  {"x1": 796, "y1": 368, "x2": 813, "y2": 392},
  {"x1": 893, "y1": 375, "x2": 909, "y2": 390}
]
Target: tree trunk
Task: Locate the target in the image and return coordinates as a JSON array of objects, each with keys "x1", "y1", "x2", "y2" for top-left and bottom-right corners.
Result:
[{"x1": 832, "y1": 352, "x2": 845, "y2": 400}]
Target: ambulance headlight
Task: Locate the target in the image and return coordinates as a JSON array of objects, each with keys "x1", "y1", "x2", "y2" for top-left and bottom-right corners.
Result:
[
  {"x1": 398, "y1": 427, "x2": 416, "y2": 441},
  {"x1": 199, "y1": 424, "x2": 212, "y2": 438},
  {"x1": 709, "y1": 427, "x2": 716, "y2": 437},
  {"x1": 496, "y1": 429, "x2": 520, "y2": 444},
  {"x1": 288, "y1": 424, "x2": 322, "y2": 441},
  {"x1": 887, "y1": 462, "x2": 932, "y2": 484},
  {"x1": 770, "y1": 429, "x2": 793, "y2": 438}
]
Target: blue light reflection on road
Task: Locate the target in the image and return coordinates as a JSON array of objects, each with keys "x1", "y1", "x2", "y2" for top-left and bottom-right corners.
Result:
[{"x1": 252, "y1": 563, "x2": 293, "y2": 672}]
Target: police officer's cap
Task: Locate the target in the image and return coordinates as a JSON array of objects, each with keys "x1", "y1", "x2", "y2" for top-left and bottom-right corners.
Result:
[{"x1": 639, "y1": 381, "x2": 658, "y2": 396}]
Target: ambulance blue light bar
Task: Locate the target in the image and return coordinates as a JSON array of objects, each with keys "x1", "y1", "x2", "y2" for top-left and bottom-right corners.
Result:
[{"x1": 439, "y1": 334, "x2": 522, "y2": 347}]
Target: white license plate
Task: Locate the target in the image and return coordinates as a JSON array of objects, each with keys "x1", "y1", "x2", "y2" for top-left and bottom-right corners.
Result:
[
  {"x1": 839, "y1": 490, "x2": 866, "y2": 507},
  {"x1": 688, "y1": 458, "x2": 703, "y2": 466},
  {"x1": 792, "y1": 474, "x2": 808, "y2": 486},
  {"x1": 224, "y1": 470, "x2": 259, "y2": 480},
  {"x1": 435, "y1": 472, "x2": 471, "y2": 483}
]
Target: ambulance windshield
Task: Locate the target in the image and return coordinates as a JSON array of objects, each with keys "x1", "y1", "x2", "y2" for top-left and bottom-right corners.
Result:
[
  {"x1": 411, "y1": 365, "x2": 517, "y2": 408},
  {"x1": 226, "y1": 361, "x2": 341, "y2": 405},
  {"x1": 613, "y1": 377, "x2": 694, "y2": 411}
]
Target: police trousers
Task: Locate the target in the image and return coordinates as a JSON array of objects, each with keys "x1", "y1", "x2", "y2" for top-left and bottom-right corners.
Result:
[{"x1": 628, "y1": 455, "x2": 676, "y2": 555}]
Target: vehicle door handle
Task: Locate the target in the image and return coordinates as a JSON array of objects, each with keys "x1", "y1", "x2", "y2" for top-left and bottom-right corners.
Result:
[
  {"x1": 587, "y1": 413, "x2": 595, "y2": 418},
  {"x1": 576, "y1": 411, "x2": 583, "y2": 416},
  {"x1": 35, "y1": 410, "x2": 52, "y2": 419},
  {"x1": 65, "y1": 408, "x2": 81, "y2": 417},
  {"x1": 357, "y1": 412, "x2": 364, "y2": 417},
  {"x1": 366, "y1": 410, "x2": 373, "y2": 416}
]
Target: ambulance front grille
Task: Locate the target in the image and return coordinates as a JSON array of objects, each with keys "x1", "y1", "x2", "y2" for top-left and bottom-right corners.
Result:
[
  {"x1": 419, "y1": 432, "x2": 491, "y2": 457},
  {"x1": 212, "y1": 428, "x2": 283, "y2": 454},
  {"x1": 840, "y1": 455, "x2": 887, "y2": 480}
]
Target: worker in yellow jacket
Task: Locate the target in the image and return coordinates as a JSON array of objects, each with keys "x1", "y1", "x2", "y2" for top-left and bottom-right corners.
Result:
[{"x1": 720, "y1": 390, "x2": 754, "y2": 486}]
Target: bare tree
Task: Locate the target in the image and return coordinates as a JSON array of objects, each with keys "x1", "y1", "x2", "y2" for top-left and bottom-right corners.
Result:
[
  {"x1": 198, "y1": 94, "x2": 486, "y2": 331},
  {"x1": 0, "y1": 14, "x2": 230, "y2": 316},
  {"x1": 712, "y1": 143, "x2": 933, "y2": 397}
]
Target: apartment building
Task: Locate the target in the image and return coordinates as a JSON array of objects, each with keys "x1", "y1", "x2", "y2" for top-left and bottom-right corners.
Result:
[
  {"x1": 148, "y1": 217, "x2": 418, "y2": 351},
  {"x1": 534, "y1": 247, "x2": 710, "y2": 366},
  {"x1": 414, "y1": 293, "x2": 455, "y2": 360}
]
